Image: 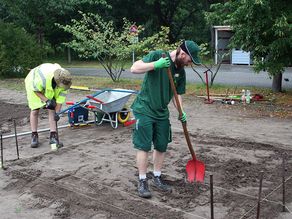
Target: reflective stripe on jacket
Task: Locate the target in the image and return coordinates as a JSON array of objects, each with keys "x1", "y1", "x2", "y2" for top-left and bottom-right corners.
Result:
[{"x1": 25, "y1": 63, "x2": 68, "y2": 110}]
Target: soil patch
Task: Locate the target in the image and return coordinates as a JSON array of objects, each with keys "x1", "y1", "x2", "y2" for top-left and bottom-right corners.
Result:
[{"x1": 0, "y1": 87, "x2": 291, "y2": 219}]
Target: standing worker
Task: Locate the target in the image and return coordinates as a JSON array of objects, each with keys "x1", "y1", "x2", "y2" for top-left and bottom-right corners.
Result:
[
  {"x1": 130, "y1": 40, "x2": 201, "y2": 198},
  {"x1": 25, "y1": 63, "x2": 72, "y2": 149}
]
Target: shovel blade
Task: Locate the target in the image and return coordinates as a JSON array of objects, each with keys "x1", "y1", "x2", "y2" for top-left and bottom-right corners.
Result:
[{"x1": 186, "y1": 159, "x2": 205, "y2": 183}]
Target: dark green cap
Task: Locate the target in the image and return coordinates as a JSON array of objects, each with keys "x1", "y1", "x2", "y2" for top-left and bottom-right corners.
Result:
[{"x1": 180, "y1": 40, "x2": 201, "y2": 65}]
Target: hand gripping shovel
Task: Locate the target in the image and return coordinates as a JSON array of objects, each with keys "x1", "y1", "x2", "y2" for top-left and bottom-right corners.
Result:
[{"x1": 163, "y1": 54, "x2": 205, "y2": 182}]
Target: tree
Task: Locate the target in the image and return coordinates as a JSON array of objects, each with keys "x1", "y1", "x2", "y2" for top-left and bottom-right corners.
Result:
[
  {"x1": 57, "y1": 12, "x2": 172, "y2": 82},
  {"x1": 205, "y1": 0, "x2": 292, "y2": 92},
  {"x1": 1, "y1": 0, "x2": 109, "y2": 49},
  {"x1": 192, "y1": 43, "x2": 230, "y2": 87},
  {"x1": 144, "y1": 0, "x2": 209, "y2": 43},
  {"x1": 0, "y1": 22, "x2": 42, "y2": 78}
]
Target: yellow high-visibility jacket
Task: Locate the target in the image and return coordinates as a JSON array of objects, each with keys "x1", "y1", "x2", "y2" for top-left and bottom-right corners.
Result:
[{"x1": 25, "y1": 63, "x2": 68, "y2": 110}]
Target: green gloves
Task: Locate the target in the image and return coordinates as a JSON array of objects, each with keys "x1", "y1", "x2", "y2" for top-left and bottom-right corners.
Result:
[
  {"x1": 154, "y1": 57, "x2": 170, "y2": 70},
  {"x1": 178, "y1": 111, "x2": 187, "y2": 123}
]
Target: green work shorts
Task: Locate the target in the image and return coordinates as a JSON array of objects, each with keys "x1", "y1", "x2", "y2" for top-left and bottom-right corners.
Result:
[{"x1": 132, "y1": 112, "x2": 172, "y2": 152}]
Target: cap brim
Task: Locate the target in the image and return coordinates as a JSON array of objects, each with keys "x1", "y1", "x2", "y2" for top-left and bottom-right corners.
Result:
[
  {"x1": 184, "y1": 41, "x2": 201, "y2": 65},
  {"x1": 191, "y1": 57, "x2": 201, "y2": 65}
]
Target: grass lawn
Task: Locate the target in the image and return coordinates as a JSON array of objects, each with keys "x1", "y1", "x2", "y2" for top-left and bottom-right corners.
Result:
[{"x1": 1, "y1": 76, "x2": 292, "y2": 108}]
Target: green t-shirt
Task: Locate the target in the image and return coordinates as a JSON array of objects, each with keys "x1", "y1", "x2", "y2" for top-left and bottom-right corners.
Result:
[{"x1": 131, "y1": 50, "x2": 186, "y2": 120}]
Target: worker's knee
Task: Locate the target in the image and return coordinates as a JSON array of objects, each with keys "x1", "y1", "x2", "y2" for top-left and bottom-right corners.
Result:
[{"x1": 31, "y1": 109, "x2": 40, "y2": 117}]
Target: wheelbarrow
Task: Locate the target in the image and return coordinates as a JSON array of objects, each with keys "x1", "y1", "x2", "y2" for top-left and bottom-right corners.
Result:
[{"x1": 87, "y1": 89, "x2": 136, "y2": 129}]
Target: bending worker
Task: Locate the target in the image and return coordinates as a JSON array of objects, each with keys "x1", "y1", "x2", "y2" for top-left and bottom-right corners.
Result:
[
  {"x1": 130, "y1": 40, "x2": 201, "y2": 198},
  {"x1": 25, "y1": 63, "x2": 72, "y2": 149}
]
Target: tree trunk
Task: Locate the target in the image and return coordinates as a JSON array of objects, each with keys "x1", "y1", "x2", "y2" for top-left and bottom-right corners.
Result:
[
  {"x1": 272, "y1": 73, "x2": 282, "y2": 92},
  {"x1": 67, "y1": 47, "x2": 71, "y2": 64}
]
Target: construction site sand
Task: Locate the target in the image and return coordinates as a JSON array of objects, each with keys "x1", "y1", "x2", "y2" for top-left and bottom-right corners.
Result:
[{"x1": 0, "y1": 87, "x2": 291, "y2": 219}]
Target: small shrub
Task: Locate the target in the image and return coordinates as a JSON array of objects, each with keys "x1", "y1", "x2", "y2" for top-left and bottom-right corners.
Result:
[{"x1": 0, "y1": 22, "x2": 43, "y2": 78}]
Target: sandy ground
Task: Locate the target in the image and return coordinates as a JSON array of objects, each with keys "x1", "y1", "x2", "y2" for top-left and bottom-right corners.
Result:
[{"x1": 0, "y1": 87, "x2": 291, "y2": 219}]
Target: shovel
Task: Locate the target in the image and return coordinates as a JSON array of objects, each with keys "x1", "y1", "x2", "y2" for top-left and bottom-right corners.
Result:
[{"x1": 163, "y1": 54, "x2": 205, "y2": 183}]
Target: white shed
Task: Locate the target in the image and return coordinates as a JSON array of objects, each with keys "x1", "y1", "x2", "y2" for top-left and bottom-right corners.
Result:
[
  {"x1": 213, "y1": 26, "x2": 251, "y2": 65},
  {"x1": 231, "y1": 49, "x2": 251, "y2": 65}
]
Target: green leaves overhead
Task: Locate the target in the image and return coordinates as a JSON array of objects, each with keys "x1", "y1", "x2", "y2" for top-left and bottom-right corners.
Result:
[
  {"x1": 205, "y1": 0, "x2": 292, "y2": 83},
  {"x1": 57, "y1": 11, "x2": 172, "y2": 81}
]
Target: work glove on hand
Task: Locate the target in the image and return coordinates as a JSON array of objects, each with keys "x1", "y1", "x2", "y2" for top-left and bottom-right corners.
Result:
[
  {"x1": 45, "y1": 99, "x2": 57, "y2": 110},
  {"x1": 178, "y1": 111, "x2": 187, "y2": 123},
  {"x1": 154, "y1": 57, "x2": 170, "y2": 70},
  {"x1": 54, "y1": 113, "x2": 60, "y2": 122}
]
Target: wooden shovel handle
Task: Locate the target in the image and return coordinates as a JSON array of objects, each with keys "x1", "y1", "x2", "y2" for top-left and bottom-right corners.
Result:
[{"x1": 163, "y1": 54, "x2": 197, "y2": 160}]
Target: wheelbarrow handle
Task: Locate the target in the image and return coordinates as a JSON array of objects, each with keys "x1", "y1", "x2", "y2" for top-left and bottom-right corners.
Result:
[
  {"x1": 57, "y1": 89, "x2": 107, "y2": 116},
  {"x1": 86, "y1": 95, "x2": 105, "y2": 104},
  {"x1": 162, "y1": 54, "x2": 197, "y2": 160}
]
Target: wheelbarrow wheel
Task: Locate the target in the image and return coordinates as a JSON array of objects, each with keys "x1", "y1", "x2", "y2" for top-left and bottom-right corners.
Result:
[
  {"x1": 94, "y1": 112, "x2": 104, "y2": 126},
  {"x1": 117, "y1": 108, "x2": 130, "y2": 124}
]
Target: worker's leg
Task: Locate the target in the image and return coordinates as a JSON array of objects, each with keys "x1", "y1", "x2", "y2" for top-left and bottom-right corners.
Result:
[
  {"x1": 152, "y1": 150, "x2": 165, "y2": 173},
  {"x1": 152, "y1": 118, "x2": 172, "y2": 192},
  {"x1": 133, "y1": 112, "x2": 153, "y2": 198},
  {"x1": 48, "y1": 109, "x2": 56, "y2": 132},
  {"x1": 30, "y1": 109, "x2": 39, "y2": 148},
  {"x1": 48, "y1": 109, "x2": 63, "y2": 148},
  {"x1": 30, "y1": 109, "x2": 39, "y2": 132}
]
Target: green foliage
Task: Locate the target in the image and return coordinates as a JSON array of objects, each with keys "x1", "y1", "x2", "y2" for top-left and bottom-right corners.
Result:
[
  {"x1": 144, "y1": 0, "x2": 208, "y2": 43},
  {"x1": 0, "y1": 22, "x2": 42, "y2": 78},
  {"x1": 131, "y1": 26, "x2": 176, "y2": 58},
  {"x1": 1, "y1": 0, "x2": 109, "y2": 49},
  {"x1": 57, "y1": 12, "x2": 172, "y2": 81},
  {"x1": 57, "y1": 12, "x2": 133, "y2": 81},
  {"x1": 205, "y1": 0, "x2": 292, "y2": 91}
]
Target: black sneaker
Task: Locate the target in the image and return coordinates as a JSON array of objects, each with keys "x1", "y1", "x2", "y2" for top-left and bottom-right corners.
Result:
[
  {"x1": 152, "y1": 176, "x2": 172, "y2": 192},
  {"x1": 138, "y1": 179, "x2": 152, "y2": 198},
  {"x1": 31, "y1": 133, "x2": 39, "y2": 148}
]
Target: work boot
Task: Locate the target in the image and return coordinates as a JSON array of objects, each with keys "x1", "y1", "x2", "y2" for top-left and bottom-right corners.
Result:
[
  {"x1": 31, "y1": 132, "x2": 39, "y2": 148},
  {"x1": 152, "y1": 175, "x2": 172, "y2": 192},
  {"x1": 138, "y1": 178, "x2": 152, "y2": 198},
  {"x1": 49, "y1": 132, "x2": 63, "y2": 149}
]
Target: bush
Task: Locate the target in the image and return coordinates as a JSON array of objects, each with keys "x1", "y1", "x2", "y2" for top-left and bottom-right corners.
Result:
[{"x1": 0, "y1": 22, "x2": 43, "y2": 78}]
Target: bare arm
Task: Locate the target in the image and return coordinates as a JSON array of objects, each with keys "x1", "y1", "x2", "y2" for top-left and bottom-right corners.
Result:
[
  {"x1": 34, "y1": 91, "x2": 48, "y2": 102},
  {"x1": 55, "y1": 103, "x2": 62, "y2": 113},
  {"x1": 34, "y1": 91, "x2": 62, "y2": 112},
  {"x1": 130, "y1": 60, "x2": 155, "y2": 74}
]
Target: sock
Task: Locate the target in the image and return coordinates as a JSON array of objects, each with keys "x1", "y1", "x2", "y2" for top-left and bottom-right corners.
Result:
[
  {"x1": 153, "y1": 171, "x2": 161, "y2": 177},
  {"x1": 50, "y1": 131, "x2": 57, "y2": 137},
  {"x1": 139, "y1": 174, "x2": 147, "y2": 180}
]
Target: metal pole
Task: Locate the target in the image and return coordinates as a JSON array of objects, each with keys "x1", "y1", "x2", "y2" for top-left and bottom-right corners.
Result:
[
  {"x1": 256, "y1": 171, "x2": 264, "y2": 219},
  {"x1": 132, "y1": 51, "x2": 135, "y2": 63},
  {"x1": 205, "y1": 71, "x2": 210, "y2": 102},
  {"x1": 204, "y1": 70, "x2": 214, "y2": 104},
  {"x1": 282, "y1": 154, "x2": 287, "y2": 212},
  {"x1": 210, "y1": 174, "x2": 214, "y2": 219},
  {"x1": 2, "y1": 124, "x2": 70, "y2": 140},
  {"x1": 1, "y1": 132, "x2": 4, "y2": 169},
  {"x1": 13, "y1": 120, "x2": 19, "y2": 159}
]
